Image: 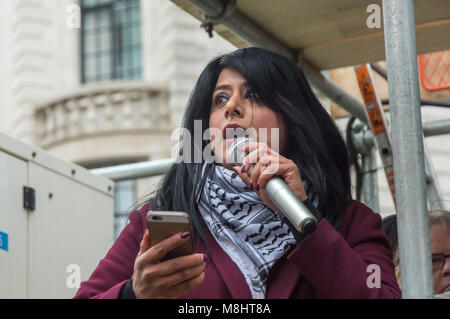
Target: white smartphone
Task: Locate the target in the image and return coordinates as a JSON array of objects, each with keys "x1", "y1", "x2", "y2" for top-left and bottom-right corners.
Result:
[{"x1": 146, "y1": 211, "x2": 195, "y2": 261}]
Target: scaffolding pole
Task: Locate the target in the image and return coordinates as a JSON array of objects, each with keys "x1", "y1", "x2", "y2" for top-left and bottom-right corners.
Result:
[
  {"x1": 382, "y1": 0, "x2": 434, "y2": 298},
  {"x1": 91, "y1": 159, "x2": 174, "y2": 181},
  {"x1": 362, "y1": 146, "x2": 380, "y2": 213},
  {"x1": 423, "y1": 119, "x2": 450, "y2": 137}
]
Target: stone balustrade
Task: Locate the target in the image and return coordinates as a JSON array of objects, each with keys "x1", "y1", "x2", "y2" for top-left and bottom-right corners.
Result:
[{"x1": 33, "y1": 82, "x2": 170, "y2": 147}]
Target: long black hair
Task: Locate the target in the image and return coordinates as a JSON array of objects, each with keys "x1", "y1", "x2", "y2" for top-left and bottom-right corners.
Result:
[{"x1": 147, "y1": 47, "x2": 352, "y2": 243}]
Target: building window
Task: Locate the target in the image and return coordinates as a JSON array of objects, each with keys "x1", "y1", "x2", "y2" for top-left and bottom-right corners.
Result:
[
  {"x1": 114, "y1": 179, "x2": 137, "y2": 239},
  {"x1": 81, "y1": 0, "x2": 142, "y2": 83}
]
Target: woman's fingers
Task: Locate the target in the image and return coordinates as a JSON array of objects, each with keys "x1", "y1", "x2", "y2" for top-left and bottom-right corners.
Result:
[
  {"x1": 233, "y1": 141, "x2": 307, "y2": 204},
  {"x1": 240, "y1": 142, "x2": 271, "y2": 173},
  {"x1": 243, "y1": 152, "x2": 285, "y2": 190},
  {"x1": 239, "y1": 141, "x2": 271, "y2": 155},
  {"x1": 168, "y1": 272, "x2": 205, "y2": 298},
  {"x1": 151, "y1": 253, "x2": 205, "y2": 277},
  {"x1": 233, "y1": 166, "x2": 252, "y2": 189},
  {"x1": 257, "y1": 163, "x2": 294, "y2": 189},
  {"x1": 158, "y1": 263, "x2": 205, "y2": 289},
  {"x1": 249, "y1": 155, "x2": 281, "y2": 190},
  {"x1": 134, "y1": 231, "x2": 207, "y2": 299},
  {"x1": 138, "y1": 229, "x2": 151, "y2": 257}
]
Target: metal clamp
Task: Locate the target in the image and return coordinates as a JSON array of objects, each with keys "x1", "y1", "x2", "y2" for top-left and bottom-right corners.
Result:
[{"x1": 200, "y1": 0, "x2": 237, "y2": 38}]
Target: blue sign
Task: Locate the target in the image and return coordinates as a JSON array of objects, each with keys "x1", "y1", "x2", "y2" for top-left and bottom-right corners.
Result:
[{"x1": 0, "y1": 231, "x2": 8, "y2": 251}]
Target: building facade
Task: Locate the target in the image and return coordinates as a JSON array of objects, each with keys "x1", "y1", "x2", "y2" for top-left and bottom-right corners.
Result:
[{"x1": 0, "y1": 0, "x2": 236, "y2": 238}]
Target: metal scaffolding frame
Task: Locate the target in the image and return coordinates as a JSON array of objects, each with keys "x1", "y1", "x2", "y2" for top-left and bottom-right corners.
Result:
[
  {"x1": 91, "y1": 159, "x2": 174, "y2": 182},
  {"x1": 91, "y1": 0, "x2": 450, "y2": 299},
  {"x1": 382, "y1": 0, "x2": 433, "y2": 297}
]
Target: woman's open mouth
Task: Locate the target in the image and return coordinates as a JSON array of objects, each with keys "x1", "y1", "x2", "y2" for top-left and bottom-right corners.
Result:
[{"x1": 222, "y1": 123, "x2": 248, "y2": 143}]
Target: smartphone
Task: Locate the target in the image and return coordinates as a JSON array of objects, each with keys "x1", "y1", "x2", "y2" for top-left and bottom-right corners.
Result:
[{"x1": 146, "y1": 211, "x2": 195, "y2": 261}]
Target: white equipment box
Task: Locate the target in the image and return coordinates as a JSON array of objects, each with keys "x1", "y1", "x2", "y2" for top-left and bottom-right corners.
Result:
[{"x1": 0, "y1": 133, "x2": 115, "y2": 298}]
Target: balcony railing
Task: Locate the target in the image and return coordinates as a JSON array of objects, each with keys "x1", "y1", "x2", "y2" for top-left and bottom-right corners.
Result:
[{"x1": 34, "y1": 82, "x2": 170, "y2": 147}]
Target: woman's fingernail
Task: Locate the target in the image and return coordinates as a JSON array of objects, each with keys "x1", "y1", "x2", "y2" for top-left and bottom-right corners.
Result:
[
  {"x1": 241, "y1": 164, "x2": 245, "y2": 173},
  {"x1": 180, "y1": 232, "x2": 190, "y2": 239},
  {"x1": 256, "y1": 184, "x2": 260, "y2": 191},
  {"x1": 249, "y1": 183, "x2": 253, "y2": 191}
]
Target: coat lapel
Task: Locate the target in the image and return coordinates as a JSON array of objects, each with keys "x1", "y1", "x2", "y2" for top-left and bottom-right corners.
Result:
[
  {"x1": 203, "y1": 225, "x2": 252, "y2": 299},
  {"x1": 199, "y1": 213, "x2": 305, "y2": 299},
  {"x1": 265, "y1": 247, "x2": 303, "y2": 298}
]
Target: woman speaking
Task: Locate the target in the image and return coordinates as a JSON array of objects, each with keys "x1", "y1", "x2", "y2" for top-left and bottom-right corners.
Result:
[{"x1": 74, "y1": 47, "x2": 401, "y2": 299}]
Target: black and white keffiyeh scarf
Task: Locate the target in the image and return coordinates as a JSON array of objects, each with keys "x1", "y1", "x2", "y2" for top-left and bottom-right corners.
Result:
[{"x1": 198, "y1": 163, "x2": 319, "y2": 298}]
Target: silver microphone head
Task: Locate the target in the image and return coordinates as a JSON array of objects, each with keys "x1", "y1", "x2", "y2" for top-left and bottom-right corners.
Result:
[{"x1": 228, "y1": 137, "x2": 254, "y2": 166}]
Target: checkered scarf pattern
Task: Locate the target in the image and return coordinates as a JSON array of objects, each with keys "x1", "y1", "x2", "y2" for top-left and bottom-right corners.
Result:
[{"x1": 198, "y1": 163, "x2": 318, "y2": 298}]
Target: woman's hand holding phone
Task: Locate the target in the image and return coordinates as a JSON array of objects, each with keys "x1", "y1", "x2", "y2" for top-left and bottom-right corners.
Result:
[{"x1": 132, "y1": 230, "x2": 206, "y2": 299}]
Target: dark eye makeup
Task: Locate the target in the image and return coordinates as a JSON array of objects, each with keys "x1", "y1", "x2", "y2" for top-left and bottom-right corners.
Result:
[
  {"x1": 212, "y1": 89, "x2": 260, "y2": 108},
  {"x1": 213, "y1": 93, "x2": 229, "y2": 106},
  {"x1": 245, "y1": 89, "x2": 260, "y2": 100}
]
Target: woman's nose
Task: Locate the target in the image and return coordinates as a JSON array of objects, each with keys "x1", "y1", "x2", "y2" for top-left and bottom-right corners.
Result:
[{"x1": 225, "y1": 96, "x2": 244, "y2": 118}]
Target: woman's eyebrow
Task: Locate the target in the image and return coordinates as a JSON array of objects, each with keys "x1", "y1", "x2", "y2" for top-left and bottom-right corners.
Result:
[
  {"x1": 214, "y1": 82, "x2": 249, "y2": 92},
  {"x1": 214, "y1": 84, "x2": 231, "y2": 92}
]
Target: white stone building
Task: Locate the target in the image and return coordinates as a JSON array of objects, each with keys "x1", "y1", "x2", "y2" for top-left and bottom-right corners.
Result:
[{"x1": 0, "y1": 0, "x2": 236, "y2": 238}]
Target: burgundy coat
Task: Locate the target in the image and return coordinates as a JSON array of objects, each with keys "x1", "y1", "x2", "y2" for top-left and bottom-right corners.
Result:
[{"x1": 74, "y1": 200, "x2": 401, "y2": 299}]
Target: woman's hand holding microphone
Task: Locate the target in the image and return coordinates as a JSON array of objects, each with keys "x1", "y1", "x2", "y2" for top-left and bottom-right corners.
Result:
[{"x1": 232, "y1": 141, "x2": 308, "y2": 213}]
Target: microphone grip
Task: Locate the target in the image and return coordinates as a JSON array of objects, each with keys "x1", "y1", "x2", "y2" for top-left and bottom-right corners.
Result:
[
  {"x1": 248, "y1": 166, "x2": 317, "y2": 234},
  {"x1": 264, "y1": 177, "x2": 317, "y2": 234}
]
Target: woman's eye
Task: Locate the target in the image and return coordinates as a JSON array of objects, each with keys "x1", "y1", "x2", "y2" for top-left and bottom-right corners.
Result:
[
  {"x1": 246, "y1": 90, "x2": 260, "y2": 100},
  {"x1": 214, "y1": 94, "x2": 228, "y2": 106}
]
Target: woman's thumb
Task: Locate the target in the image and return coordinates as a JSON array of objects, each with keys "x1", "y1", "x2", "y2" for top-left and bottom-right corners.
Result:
[{"x1": 138, "y1": 229, "x2": 150, "y2": 256}]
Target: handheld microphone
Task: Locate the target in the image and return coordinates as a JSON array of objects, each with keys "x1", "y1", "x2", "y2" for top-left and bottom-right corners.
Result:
[{"x1": 229, "y1": 137, "x2": 317, "y2": 235}]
